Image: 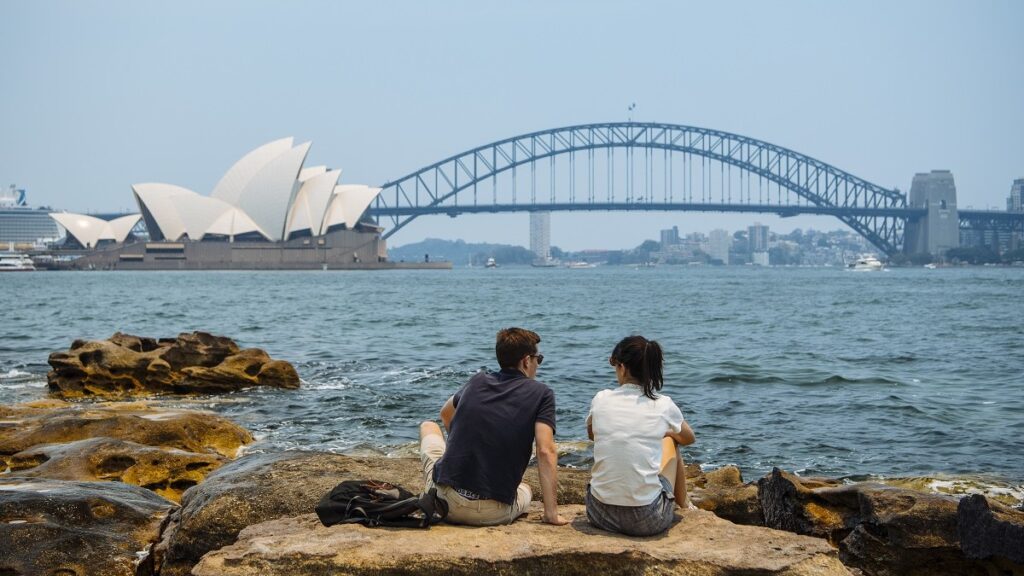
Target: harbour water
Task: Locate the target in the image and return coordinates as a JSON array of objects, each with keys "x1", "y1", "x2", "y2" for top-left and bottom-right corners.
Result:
[{"x1": 1, "y1": 266, "x2": 1022, "y2": 498}]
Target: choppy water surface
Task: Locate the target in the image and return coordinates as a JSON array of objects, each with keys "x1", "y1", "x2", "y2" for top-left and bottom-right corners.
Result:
[{"x1": 2, "y1": 266, "x2": 1022, "y2": 492}]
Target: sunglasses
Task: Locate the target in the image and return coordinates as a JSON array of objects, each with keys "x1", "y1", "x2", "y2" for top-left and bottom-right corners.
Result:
[{"x1": 531, "y1": 353, "x2": 544, "y2": 365}]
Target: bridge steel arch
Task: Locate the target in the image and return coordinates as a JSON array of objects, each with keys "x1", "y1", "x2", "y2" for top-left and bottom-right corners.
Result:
[{"x1": 371, "y1": 122, "x2": 908, "y2": 255}]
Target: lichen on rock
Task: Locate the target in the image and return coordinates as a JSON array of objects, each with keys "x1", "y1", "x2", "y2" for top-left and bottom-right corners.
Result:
[{"x1": 7, "y1": 436, "x2": 225, "y2": 502}]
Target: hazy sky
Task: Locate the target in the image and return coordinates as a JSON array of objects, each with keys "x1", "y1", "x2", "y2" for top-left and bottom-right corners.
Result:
[{"x1": 2, "y1": 1, "x2": 1021, "y2": 250}]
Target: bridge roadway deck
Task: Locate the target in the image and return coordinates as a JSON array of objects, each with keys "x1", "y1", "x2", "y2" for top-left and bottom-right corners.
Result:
[{"x1": 369, "y1": 202, "x2": 924, "y2": 219}]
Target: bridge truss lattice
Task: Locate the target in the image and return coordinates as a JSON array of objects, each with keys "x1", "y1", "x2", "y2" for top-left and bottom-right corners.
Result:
[{"x1": 371, "y1": 122, "x2": 908, "y2": 255}]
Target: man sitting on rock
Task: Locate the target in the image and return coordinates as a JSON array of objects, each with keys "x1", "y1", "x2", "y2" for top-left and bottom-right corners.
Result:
[{"x1": 419, "y1": 327, "x2": 567, "y2": 526}]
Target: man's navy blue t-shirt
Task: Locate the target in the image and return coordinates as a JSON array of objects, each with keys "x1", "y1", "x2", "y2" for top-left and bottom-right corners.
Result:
[{"x1": 433, "y1": 368, "x2": 556, "y2": 504}]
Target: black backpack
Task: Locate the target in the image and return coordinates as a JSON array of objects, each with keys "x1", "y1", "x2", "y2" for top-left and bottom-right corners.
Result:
[{"x1": 315, "y1": 480, "x2": 448, "y2": 528}]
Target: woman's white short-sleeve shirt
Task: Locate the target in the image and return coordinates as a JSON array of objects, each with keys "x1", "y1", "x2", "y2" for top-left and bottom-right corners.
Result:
[{"x1": 587, "y1": 384, "x2": 685, "y2": 506}]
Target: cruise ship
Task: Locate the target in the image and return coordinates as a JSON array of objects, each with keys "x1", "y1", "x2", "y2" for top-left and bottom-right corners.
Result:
[{"x1": 0, "y1": 185, "x2": 63, "y2": 248}]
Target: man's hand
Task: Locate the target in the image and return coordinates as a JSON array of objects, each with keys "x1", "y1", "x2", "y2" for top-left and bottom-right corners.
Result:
[{"x1": 543, "y1": 512, "x2": 569, "y2": 526}]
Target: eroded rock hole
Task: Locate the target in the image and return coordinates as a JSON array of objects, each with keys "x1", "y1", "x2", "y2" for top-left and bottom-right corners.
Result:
[
  {"x1": 96, "y1": 455, "x2": 136, "y2": 475},
  {"x1": 170, "y1": 479, "x2": 198, "y2": 491}
]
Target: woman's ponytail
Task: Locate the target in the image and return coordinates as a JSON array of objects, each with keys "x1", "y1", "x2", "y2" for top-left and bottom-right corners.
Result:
[
  {"x1": 642, "y1": 340, "x2": 664, "y2": 400},
  {"x1": 611, "y1": 335, "x2": 665, "y2": 400}
]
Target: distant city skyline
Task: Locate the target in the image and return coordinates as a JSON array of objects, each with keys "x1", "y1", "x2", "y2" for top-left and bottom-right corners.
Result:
[{"x1": 2, "y1": 1, "x2": 1021, "y2": 251}]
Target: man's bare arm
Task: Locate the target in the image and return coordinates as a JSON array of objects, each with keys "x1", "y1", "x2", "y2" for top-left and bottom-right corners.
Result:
[
  {"x1": 440, "y1": 396, "x2": 456, "y2": 433},
  {"x1": 535, "y1": 422, "x2": 568, "y2": 525}
]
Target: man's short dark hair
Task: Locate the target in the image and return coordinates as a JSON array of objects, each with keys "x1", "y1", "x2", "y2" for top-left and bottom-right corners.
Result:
[{"x1": 495, "y1": 328, "x2": 540, "y2": 369}]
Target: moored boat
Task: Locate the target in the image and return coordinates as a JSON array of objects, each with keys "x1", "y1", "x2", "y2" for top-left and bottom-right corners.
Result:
[
  {"x1": 0, "y1": 251, "x2": 36, "y2": 271},
  {"x1": 847, "y1": 254, "x2": 883, "y2": 271}
]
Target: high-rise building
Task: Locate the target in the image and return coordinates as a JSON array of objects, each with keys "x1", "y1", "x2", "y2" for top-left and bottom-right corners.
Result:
[
  {"x1": 748, "y1": 222, "x2": 769, "y2": 252},
  {"x1": 1008, "y1": 178, "x2": 1024, "y2": 212},
  {"x1": 1008, "y1": 178, "x2": 1024, "y2": 252},
  {"x1": 660, "y1": 225, "x2": 680, "y2": 247},
  {"x1": 904, "y1": 170, "x2": 959, "y2": 256},
  {"x1": 706, "y1": 229, "x2": 732, "y2": 263},
  {"x1": 530, "y1": 212, "x2": 551, "y2": 259}
]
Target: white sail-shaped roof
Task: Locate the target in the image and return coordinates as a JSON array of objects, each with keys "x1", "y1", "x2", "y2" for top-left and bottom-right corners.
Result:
[
  {"x1": 211, "y1": 137, "x2": 294, "y2": 207},
  {"x1": 132, "y1": 184, "x2": 194, "y2": 241},
  {"x1": 298, "y1": 165, "x2": 328, "y2": 182},
  {"x1": 107, "y1": 214, "x2": 142, "y2": 242},
  {"x1": 234, "y1": 141, "x2": 311, "y2": 241},
  {"x1": 321, "y1": 185, "x2": 383, "y2": 231},
  {"x1": 285, "y1": 169, "x2": 342, "y2": 238},
  {"x1": 204, "y1": 207, "x2": 268, "y2": 240},
  {"x1": 133, "y1": 183, "x2": 244, "y2": 241},
  {"x1": 49, "y1": 212, "x2": 140, "y2": 248}
]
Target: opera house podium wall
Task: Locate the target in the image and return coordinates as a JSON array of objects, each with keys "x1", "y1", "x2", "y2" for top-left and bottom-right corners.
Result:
[{"x1": 54, "y1": 227, "x2": 451, "y2": 271}]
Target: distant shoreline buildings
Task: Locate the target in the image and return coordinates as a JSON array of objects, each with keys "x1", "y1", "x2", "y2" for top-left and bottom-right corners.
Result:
[{"x1": 3, "y1": 167, "x2": 1022, "y2": 267}]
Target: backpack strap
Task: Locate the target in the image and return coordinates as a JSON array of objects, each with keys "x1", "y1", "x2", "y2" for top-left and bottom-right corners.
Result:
[{"x1": 417, "y1": 487, "x2": 449, "y2": 526}]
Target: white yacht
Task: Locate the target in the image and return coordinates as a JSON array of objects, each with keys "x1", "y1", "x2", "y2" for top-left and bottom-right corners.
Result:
[
  {"x1": 0, "y1": 251, "x2": 36, "y2": 272},
  {"x1": 485, "y1": 257, "x2": 497, "y2": 268},
  {"x1": 848, "y1": 255, "x2": 883, "y2": 271},
  {"x1": 565, "y1": 261, "x2": 596, "y2": 269}
]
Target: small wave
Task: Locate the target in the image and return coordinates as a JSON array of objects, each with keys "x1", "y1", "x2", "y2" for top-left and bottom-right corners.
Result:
[
  {"x1": 0, "y1": 369, "x2": 33, "y2": 380},
  {"x1": 566, "y1": 324, "x2": 601, "y2": 331},
  {"x1": 302, "y1": 378, "x2": 353, "y2": 391},
  {"x1": 821, "y1": 375, "x2": 900, "y2": 385},
  {"x1": 707, "y1": 374, "x2": 785, "y2": 384}
]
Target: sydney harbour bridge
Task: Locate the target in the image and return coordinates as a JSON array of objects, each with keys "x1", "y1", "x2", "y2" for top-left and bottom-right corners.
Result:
[{"x1": 368, "y1": 122, "x2": 1022, "y2": 256}]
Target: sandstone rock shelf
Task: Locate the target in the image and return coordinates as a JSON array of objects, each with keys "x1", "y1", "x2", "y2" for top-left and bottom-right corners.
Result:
[
  {"x1": 192, "y1": 505, "x2": 854, "y2": 576},
  {"x1": 47, "y1": 331, "x2": 299, "y2": 398}
]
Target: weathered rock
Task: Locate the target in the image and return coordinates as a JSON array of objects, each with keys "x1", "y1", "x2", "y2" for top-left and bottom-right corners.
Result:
[
  {"x1": 0, "y1": 401, "x2": 252, "y2": 465},
  {"x1": 47, "y1": 331, "x2": 299, "y2": 398},
  {"x1": 192, "y1": 505, "x2": 852, "y2": 576},
  {"x1": 759, "y1": 467, "x2": 1018, "y2": 576},
  {"x1": 8, "y1": 436, "x2": 225, "y2": 502},
  {"x1": 692, "y1": 465, "x2": 764, "y2": 525},
  {"x1": 155, "y1": 451, "x2": 594, "y2": 576},
  {"x1": 837, "y1": 485, "x2": 983, "y2": 576},
  {"x1": 759, "y1": 468, "x2": 856, "y2": 542},
  {"x1": 521, "y1": 464, "x2": 591, "y2": 506},
  {"x1": 957, "y1": 493, "x2": 1024, "y2": 564},
  {"x1": 156, "y1": 452, "x2": 423, "y2": 576},
  {"x1": 0, "y1": 476, "x2": 175, "y2": 576}
]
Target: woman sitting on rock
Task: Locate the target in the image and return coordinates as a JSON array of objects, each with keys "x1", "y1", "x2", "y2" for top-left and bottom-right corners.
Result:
[{"x1": 585, "y1": 335, "x2": 696, "y2": 537}]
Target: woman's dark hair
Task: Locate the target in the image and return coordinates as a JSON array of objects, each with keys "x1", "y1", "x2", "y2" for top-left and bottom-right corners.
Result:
[{"x1": 610, "y1": 335, "x2": 664, "y2": 400}]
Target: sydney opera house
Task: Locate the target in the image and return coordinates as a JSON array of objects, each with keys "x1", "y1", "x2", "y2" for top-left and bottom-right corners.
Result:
[{"x1": 50, "y1": 138, "x2": 442, "y2": 270}]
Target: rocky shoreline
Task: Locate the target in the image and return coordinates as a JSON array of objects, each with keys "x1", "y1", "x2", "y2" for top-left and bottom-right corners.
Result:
[{"x1": 0, "y1": 333, "x2": 1020, "y2": 575}]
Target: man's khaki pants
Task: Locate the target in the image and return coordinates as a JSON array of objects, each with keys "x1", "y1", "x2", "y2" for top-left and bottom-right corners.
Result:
[{"x1": 420, "y1": 433, "x2": 532, "y2": 526}]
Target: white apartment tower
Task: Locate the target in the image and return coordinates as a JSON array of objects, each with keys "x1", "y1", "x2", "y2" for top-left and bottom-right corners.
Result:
[
  {"x1": 530, "y1": 212, "x2": 551, "y2": 260},
  {"x1": 706, "y1": 229, "x2": 732, "y2": 264}
]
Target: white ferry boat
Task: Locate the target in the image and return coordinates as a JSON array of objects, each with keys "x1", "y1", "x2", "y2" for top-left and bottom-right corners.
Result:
[
  {"x1": 0, "y1": 251, "x2": 36, "y2": 272},
  {"x1": 848, "y1": 255, "x2": 883, "y2": 271}
]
